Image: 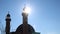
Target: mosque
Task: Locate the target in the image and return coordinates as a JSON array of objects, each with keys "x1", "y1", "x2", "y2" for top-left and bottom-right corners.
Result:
[{"x1": 5, "y1": 6, "x2": 40, "y2": 34}]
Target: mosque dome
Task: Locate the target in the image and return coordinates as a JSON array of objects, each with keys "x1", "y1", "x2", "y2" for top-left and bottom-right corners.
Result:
[{"x1": 16, "y1": 24, "x2": 35, "y2": 34}]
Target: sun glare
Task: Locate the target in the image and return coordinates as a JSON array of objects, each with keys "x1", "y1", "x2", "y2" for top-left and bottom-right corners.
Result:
[{"x1": 23, "y1": 6, "x2": 31, "y2": 14}]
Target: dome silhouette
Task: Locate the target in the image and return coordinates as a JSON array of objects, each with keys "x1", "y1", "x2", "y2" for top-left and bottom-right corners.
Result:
[{"x1": 16, "y1": 24, "x2": 35, "y2": 34}]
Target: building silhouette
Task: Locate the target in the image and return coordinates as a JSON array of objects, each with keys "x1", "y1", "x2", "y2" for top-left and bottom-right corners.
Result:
[{"x1": 5, "y1": 7, "x2": 40, "y2": 34}]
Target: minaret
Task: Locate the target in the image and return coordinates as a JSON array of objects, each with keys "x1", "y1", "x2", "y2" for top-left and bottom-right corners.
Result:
[
  {"x1": 22, "y1": 6, "x2": 28, "y2": 24},
  {"x1": 5, "y1": 13, "x2": 11, "y2": 34},
  {"x1": 22, "y1": 6, "x2": 28, "y2": 34}
]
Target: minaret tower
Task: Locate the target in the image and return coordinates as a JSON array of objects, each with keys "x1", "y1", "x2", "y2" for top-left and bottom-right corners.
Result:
[
  {"x1": 22, "y1": 6, "x2": 28, "y2": 24},
  {"x1": 22, "y1": 0, "x2": 31, "y2": 34},
  {"x1": 5, "y1": 12, "x2": 11, "y2": 34},
  {"x1": 22, "y1": 6, "x2": 28, "y2": 34}
]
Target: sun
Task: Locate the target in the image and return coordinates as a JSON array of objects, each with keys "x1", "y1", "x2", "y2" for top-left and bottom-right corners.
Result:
[{"x1": 23, "y1": 6, "x2": 31, "y2": 14}]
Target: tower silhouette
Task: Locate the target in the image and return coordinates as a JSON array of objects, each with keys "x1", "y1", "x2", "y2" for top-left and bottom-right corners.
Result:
[
  {"x1": 5, "y1": 9, "x2": 40, "y2": 34},
  {"x1": 5, "y1": 13, "x2": 11, "y2": 34},
  {"x1": 5, "y1": 4, "x2": 40, "y2": 34},
  {"x1": 15, "y1": 7, "x2": 35, "y2": 34},
  {"x1": 22, "y1": 11, "x2": 28, "y2": 34}
]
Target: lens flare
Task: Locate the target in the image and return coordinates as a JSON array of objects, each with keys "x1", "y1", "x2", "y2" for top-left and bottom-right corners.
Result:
[{"x1": 23, "y1": 6, "x2": 31, "y2": 14}]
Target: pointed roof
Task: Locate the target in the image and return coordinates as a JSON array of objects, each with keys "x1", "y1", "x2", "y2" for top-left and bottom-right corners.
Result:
[{"x1": 7, "y1": 11, "x2": 10, "y2": 17}]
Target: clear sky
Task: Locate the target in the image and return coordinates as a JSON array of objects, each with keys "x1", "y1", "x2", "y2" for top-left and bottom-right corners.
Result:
[{"x1": 0, "y1": 0, "x2": 60, "y2": 34}]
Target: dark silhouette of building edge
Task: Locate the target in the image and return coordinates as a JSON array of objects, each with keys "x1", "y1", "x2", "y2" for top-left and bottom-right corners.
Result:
[{"x1": 5, "y1": 9, "x2": 40, "y2": 34}]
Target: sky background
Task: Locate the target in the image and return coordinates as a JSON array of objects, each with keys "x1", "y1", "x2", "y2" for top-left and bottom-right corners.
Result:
[{"x1": 0, "y1": 0, "x2": 60, "y2": 34}]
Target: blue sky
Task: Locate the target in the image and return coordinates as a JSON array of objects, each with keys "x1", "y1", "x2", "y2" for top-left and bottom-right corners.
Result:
[{"x1": 0, "y1": 0, "x2": 60, "y2": 34}]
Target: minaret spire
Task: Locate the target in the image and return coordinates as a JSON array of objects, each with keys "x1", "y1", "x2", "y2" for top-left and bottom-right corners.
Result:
[
  {"x1": 8, "y1": 11, "x2": 9, "y2": 14},
  {"x1": 22, "y1": 0, "x2": 29, "y2": 24},
  {"x1": 22, "y1": 7, "x2": 28, "y2": 24},
  {"x1": 5, "y1": 12, "x2": 11, "y2": 34},
  {"x1": 22, "y1": 0, "x2": 30, "y2": 34}
]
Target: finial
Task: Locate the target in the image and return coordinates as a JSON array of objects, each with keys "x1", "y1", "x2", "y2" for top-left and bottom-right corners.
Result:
[{"x1": 8, "y1": 11, "x2": 10, "y2": 14}]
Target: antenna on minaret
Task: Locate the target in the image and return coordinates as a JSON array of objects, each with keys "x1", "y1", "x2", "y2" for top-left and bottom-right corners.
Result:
[
  {"x1": 8, "y1": 11, "x2": 10, "y2": 14},
  {"x1": 24, "y1": 0, "x2": 30, "y2": 8},
  {"x1": 26, "y1": 0, "x2": 30, "y2": 5}
]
